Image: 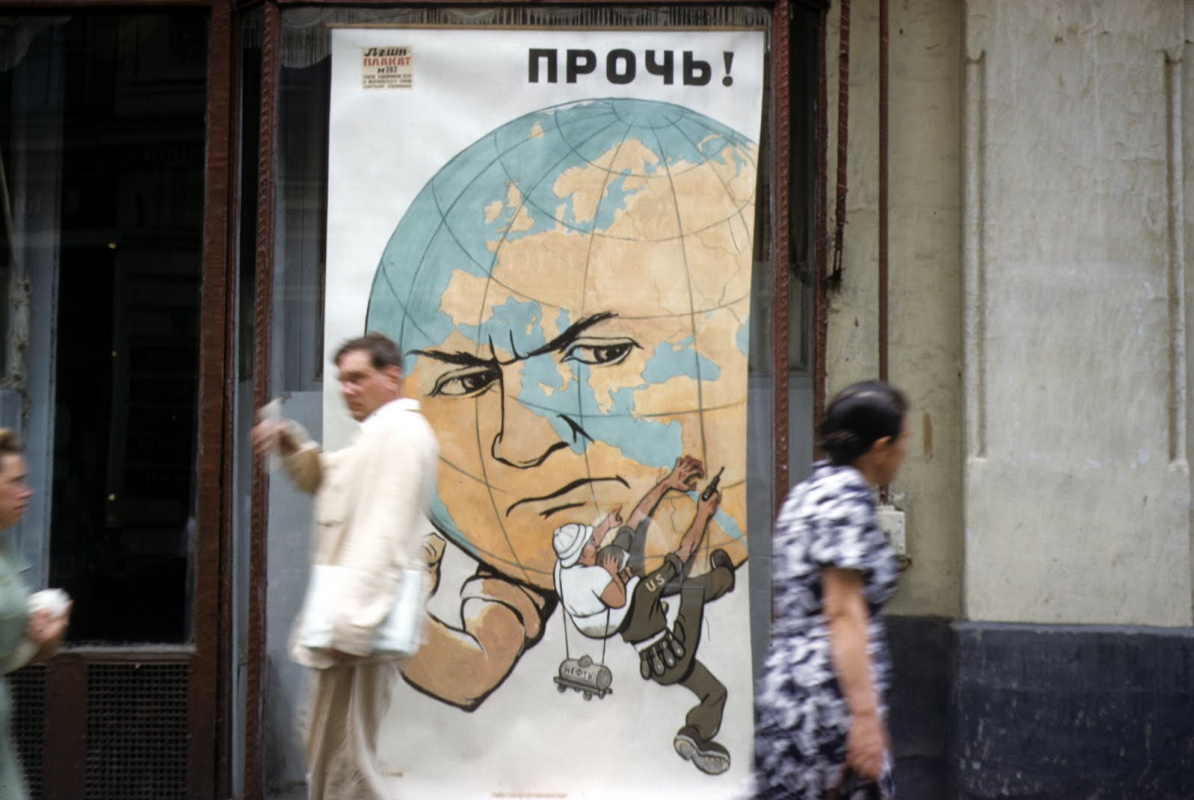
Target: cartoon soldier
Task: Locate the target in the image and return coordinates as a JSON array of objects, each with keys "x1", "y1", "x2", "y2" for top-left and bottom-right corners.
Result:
[{"x1": 552, "y1": 455, "x2": 736, "y2": 775}]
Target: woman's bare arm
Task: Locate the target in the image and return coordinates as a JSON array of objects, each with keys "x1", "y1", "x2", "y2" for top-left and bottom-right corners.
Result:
[{"x1": 823, "y1": 567, "x2": 887, "y2": 780}]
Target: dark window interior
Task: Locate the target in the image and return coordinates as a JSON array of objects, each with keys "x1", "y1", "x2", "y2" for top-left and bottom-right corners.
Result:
[{"x1": 45, "y1": 13, "x2": 207, "y2": 644}]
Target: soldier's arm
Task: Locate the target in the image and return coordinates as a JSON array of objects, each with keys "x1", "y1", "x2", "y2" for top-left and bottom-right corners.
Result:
[
  {"x1": 400, "y1": 567, "x2": 554, "y2": 711},
  {"x1": 625, "y1": 481, "x2": 672, "y2": 532},
  {"x1": 597, "y1": 553, "x2": 628, "y2": 609},
  {"x1": 626, "y1": 455, "x2": 704, "y2": 530},
  {"x1": 675, "y1": 490, "x2": 719, "y2": 564}
]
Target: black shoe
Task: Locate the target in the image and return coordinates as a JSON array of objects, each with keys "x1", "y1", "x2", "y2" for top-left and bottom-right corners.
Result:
[{"x1": 673, "y1": 726, "x2": 731, "y2": 775}]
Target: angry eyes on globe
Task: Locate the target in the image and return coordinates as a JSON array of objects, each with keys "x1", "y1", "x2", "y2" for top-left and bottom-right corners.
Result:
[
  {"x1": 431, "y1": 366, "x2": 500, "y2": 397},
  {"x1": 428, "y1": 337, "x2": 640, "y2": 398},
  {"x1": 561, "y1": 338, "x2": 638, "y2": 366}
]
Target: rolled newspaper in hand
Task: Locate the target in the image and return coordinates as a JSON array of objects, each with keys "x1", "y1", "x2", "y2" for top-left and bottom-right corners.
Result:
[
  {"x1": 28, "y1": 588, "x2": 70, "y2": 617},
  {"x1": 256, "y1": 396, "x2": 287, "y2": 425}
]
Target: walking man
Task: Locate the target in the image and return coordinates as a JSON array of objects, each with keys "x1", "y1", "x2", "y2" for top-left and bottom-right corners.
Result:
[{"x1": 251, "y1": 332, "x2": 438, "y2": 800}]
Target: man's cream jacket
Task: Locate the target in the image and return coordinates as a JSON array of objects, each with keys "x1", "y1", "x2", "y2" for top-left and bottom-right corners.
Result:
[{"x1": 281, "y1": 398, "x2": 438, "y2": 668}]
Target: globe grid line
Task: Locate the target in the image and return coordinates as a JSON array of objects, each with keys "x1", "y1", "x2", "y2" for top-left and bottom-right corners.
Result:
[
  {"x1": 644, "y1": 117, "x2": 712, "y2": 570},
  {"x1": 663, "y1": 110, "x2": 759, "y2": 268},
  {"x1": 487, "y1": 100, "x2": 759, "y2": 246},
  {"x1": 572, "y1": 122, "x2": 637, "y2": 520},
  {"x1": 485, "y1": 181, "x2": 756, "y2": 242},
  {"x1": 488, "y1": 141, "x2": 758, "y2": 245}
]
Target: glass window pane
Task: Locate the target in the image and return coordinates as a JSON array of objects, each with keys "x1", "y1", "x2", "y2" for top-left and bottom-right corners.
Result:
[{"x1": 2, "y1": 12, "x2": 209, "y2": 644}]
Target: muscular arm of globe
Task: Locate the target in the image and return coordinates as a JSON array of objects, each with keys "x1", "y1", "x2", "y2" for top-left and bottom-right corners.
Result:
[
  {"x1": 399, "y1": 603, "x2": 531, "y2": 710},
  {"x1": 401, "y1": 534, "x2": 550, "y2": 710}
]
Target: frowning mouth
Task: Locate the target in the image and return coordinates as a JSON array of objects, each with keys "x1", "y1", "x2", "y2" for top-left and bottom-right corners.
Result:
[{"x1": 505, "y1": 477, "x2": 628, "y2": 519}]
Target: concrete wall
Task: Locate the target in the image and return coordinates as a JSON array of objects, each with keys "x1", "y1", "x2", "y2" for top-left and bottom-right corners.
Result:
[
  {"x1": 961, "y1": 0, "x2": 1193, "y2": 625},
  {"x1": 824, "y1": 0, "x2": 965, "y2": 618}
]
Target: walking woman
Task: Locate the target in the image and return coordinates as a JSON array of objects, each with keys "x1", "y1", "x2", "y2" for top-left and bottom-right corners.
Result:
[
  {"x1": 753, "y1": 382, "x2": 907, "y2": 799},
  {"x1": 0, "y1": 430, "x2": 70, "y2": 799}
]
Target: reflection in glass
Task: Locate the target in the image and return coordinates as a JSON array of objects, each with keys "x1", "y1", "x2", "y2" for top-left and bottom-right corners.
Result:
[{"x1": 2, "y1": 13, "x2": 208, "y2": 644}]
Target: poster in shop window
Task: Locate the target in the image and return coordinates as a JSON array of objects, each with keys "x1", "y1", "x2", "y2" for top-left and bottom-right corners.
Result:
[{"x1": 324, "y1": 25, "x2": 765, "y2": 799}]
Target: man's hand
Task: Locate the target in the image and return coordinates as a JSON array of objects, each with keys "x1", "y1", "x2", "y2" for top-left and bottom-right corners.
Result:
[
  {"x1": 599, "y1": 550, "x2": 622, "y2": 578},
  {"x1": 250, "y1": 419, "x2": 283, "y2": 461},
  {"x1": 696, "y1": 488, "x2": 720, "y2": 521},
  {"x1": 664, "y1": 456, "x2": 705, "y2": 493}
]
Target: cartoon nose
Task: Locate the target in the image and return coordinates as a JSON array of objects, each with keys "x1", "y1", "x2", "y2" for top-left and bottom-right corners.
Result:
[{"x1": 491, "y1": 390, "x2": 569, "y2": 469}]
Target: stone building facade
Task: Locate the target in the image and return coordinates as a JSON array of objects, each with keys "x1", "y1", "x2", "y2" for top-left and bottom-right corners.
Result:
[{"x1": 827, "y1": 2, "x2": 1194, "y2": 797}]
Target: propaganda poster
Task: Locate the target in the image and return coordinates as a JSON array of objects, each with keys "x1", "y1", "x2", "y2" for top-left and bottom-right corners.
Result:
[{"x1": 324, "y1": 25, "x2": 765, "y2": 799}]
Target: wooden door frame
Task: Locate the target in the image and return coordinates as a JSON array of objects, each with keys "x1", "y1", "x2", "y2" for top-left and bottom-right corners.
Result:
[{"x1": 200, "y1": 1, "x2": 237, "y2": 797}]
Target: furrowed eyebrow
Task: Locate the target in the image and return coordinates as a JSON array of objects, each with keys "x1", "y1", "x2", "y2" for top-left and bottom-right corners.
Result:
[
  {"x1": 526, "y1": 312, "x2": 618, "y2": 359},
  {"x1": 408, "y1": 349, "x2": 496, "y2": 367},
  {"x1": 408, "y1": 311, "x2": 617, "y2": 367}
]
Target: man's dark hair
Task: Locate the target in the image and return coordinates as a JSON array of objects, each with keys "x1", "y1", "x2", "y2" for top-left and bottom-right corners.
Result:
[
  {"x1": 0, "y1": 429, "x2": 22, "y2": 459},
  {"x1": 334, "y1": 332, "x2": 403, "y2": 371},
  {"x1": 818, "y1": 380, "x2": 907, "y2": 465}
]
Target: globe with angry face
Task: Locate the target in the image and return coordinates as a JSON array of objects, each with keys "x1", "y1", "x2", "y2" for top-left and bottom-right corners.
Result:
[{"x1": 366, "y1": 97, "x2": 756, "y2": 590}]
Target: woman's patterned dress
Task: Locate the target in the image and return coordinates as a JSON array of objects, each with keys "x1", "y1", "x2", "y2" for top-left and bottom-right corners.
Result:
[{"x1": 752, "y1": 462, "x2": 899, "y2": 800}]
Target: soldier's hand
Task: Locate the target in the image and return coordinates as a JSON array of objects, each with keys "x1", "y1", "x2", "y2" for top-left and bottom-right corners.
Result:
[
  {"x1": 697, "y1": 489, "x2": 720, "y2": 519},
  {"x1": 666, "y1": 456, "x2": 705, "y2": 491}
]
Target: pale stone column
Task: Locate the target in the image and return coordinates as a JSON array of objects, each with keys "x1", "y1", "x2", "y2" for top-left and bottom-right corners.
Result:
[
  {"x1": 823, "y1": 0, "x2": 966, "y2": 619},
  {"x1": 961, "y1": 0, "x2": 1192, "y2": 625},
  {"x1": 1184, "y1": 0, "x2": 1194, "y2": 627}
]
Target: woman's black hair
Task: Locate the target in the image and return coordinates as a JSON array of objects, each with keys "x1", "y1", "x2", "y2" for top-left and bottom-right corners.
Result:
[{"x1": 818, "y1": 381, "x2": 908, "y2": 465}]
